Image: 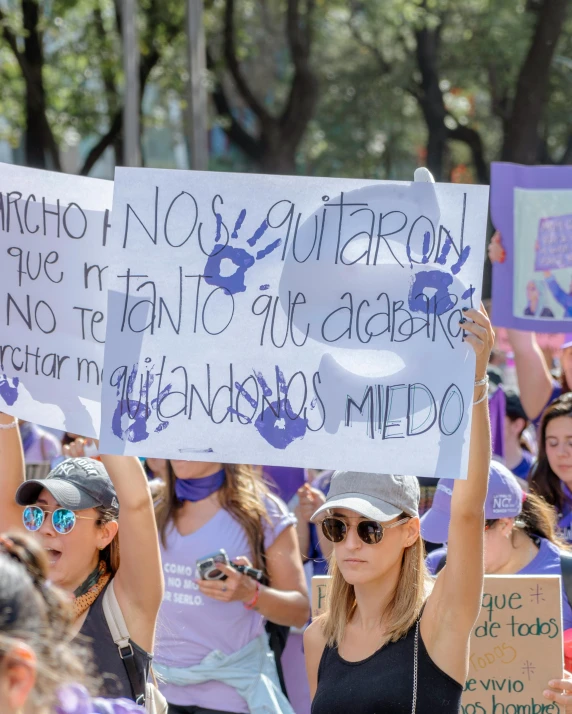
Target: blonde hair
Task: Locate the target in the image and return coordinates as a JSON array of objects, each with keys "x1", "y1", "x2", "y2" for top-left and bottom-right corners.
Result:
[
  {"x1": 321, "y1": 520, "x2": 431, "y2": 647},
  {"x1": 155, "y1": 463, "x2": 272, "y2": 570}
]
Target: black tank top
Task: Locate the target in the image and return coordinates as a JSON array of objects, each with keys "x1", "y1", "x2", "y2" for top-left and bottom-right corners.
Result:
[
  {"x1": 79, "y1": 581, "x2": 152, "y2": 700},
  {"x1": 312, "y1": 621, "x2": 463, "y2": 714}
]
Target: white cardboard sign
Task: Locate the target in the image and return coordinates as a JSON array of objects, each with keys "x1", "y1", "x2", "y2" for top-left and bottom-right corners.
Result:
[
  {"x1": 98, "y1": 168, "x2": 488, "y2": 475},
  {"x1": 0, "y1": 163, "x2": 113, "y2": 436}
]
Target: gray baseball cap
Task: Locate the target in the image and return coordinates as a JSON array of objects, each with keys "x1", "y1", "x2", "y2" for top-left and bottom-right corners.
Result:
[
  {"x1": 16, "y1": 458, "x2": 119, "y2": 514},
  {"x1": 310, "y1": 471, "x2": 420, "y2": 523}
]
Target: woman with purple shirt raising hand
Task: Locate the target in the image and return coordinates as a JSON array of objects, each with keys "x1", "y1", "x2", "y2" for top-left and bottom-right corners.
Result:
[{"x1": 152, "y1": 460, "x2": 309, "y2": 714}]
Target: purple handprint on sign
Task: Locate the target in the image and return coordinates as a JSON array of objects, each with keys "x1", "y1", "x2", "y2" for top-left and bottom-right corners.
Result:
[
  {"x1": 204, "y1": 208, "x2": 282, "y2": 295},
  {"x1": 230, "y1": 366, "x2": 309, "y2": 449},
  {"x1": 0, "y1": 374, "x2": 20, "y2": 406}
]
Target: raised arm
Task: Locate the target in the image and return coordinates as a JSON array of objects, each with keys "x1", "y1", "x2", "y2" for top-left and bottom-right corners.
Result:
[
  {"x1": 422, "y1": 305, "x2": 493, "y2": 683},
  {"x1": 101, "y1": 452, "x2": 164, "y2": 650},
  {"x1": 65, "y1": 440, "x2": 164, "y2": 652},
  {"x1": 0, "y1": 413, "x2": 25, "y2": 532},
  {"x1": 506, "y1": 328, "x2": 555, "y2": 421}
]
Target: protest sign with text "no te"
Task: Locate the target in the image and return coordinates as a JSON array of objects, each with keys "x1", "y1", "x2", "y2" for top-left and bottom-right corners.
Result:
[
  {"x1": 100, "y1": 168, "x2": 488, "y2": 477},
  {"x1": 0, "y1": 163, "x2": 112, "y2": 437}
]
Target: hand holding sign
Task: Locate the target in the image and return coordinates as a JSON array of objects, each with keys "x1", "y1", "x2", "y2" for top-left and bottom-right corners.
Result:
[
  {"x1": 543, "y1": 674, "x2": 572, "y2": 710},
  {"x1": 461, "y1": 305, "x2": 495, "y2": 381}
]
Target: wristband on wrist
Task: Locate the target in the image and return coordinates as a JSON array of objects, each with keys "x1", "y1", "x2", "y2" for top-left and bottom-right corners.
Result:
[
  {"x1": 243, "y1": 581, "x2": 261, "y2": 610},
  {"x1": 0, "y1": 419, "x2": 18, "y2": 430},
  {"x1": 473, "y1": 390, "x2": 488, "y2": 406}
]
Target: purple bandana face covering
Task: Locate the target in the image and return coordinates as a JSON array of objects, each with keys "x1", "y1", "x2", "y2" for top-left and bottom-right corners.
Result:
[{"x1": 175, "y1": 469, "x2": 226, "y2": 502}]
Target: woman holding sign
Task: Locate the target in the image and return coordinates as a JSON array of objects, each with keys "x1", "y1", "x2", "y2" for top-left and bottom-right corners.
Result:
[
  {"x1": 0, "y1": 416, "x2": 163, "y2": 702},
  {"x1": 423, "y1": 463, "x2": 572, "y2": 623},
  {"x1": 304, "y1": 306, "x2": 493, "y2": 713}
]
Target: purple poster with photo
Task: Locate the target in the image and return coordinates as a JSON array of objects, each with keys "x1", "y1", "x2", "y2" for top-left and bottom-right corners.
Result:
[{"x1": 491, "y1": 162, "x2": 572, "y2": 333}]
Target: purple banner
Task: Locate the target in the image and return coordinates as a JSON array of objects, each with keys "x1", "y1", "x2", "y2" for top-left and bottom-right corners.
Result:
[{"x1": 491, "y1": 162, "x2": 572, "y2": 333}]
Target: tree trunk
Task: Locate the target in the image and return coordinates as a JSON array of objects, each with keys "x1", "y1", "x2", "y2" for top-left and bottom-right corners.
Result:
[
  {"x1": 209, "y1": 0, "x2": 317, "y2": 174},
  {"x1": 259, "y1": 138, "x2": 297, "y2": 174},
  {"x1": 423, "y1": 117, "x2": 447, "y2": 182},
  {"x1": 501, "y1": 0, "x2": 568, "y2": 163},
  {"x1": 447, "y1": 125, "x2": 489, "y2": 184},
  {"x1": 414, "y1": 25, "x2": 448, "y2": 181},
  {"x1": 22, "y1": 0, "x2": 50, "y2": 168}
]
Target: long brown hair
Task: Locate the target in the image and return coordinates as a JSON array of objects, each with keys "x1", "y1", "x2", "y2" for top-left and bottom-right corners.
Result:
[
  {"x1": 154, "y1": 463, "x2": 272, "y2": 571},
  {"x1": 321, "y1": 515, "x2": 431, "y2": 647},
  {"x1": 487, "y1": 491, "x2": 569, "y2": 550},
  {"x1": 529, "y1": 393, "x2": 572, "y2": 512}
]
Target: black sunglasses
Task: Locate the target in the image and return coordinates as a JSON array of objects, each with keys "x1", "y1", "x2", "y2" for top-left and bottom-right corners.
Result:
[{"x1": 321, "y1": 516, "x2": 410, "y2": 545}]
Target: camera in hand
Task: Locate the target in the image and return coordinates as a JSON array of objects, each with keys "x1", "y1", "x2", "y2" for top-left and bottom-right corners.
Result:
[{"x1": 196, "y1": 549, "x2": 264, "y2": 583}]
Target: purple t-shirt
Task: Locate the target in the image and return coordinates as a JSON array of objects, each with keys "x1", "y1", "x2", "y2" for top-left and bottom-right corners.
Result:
[
  {"x1": 425, "y1": 538, "x2": 572, "y2": 629},
  {"x1": 155, "y1": 495, "x2": 296, "y2": 712}
]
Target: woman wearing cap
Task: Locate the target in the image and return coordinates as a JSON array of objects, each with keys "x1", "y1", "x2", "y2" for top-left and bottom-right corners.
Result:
[
  {"x1": 529, "y1": 394, "x2": 572, "y2": 544},
  {"x1": 422, "y1": 462, "x2": 572, "y2": 708},
  {"x1": 304, "y1": 306, "x2": 494, "y2": 713},
  {"x1": 0, "y1": 418, "x2": 163, "y2": 701},
  {"x1": 423, "y1": 462, "x2": 572, "y2": 626},
  {"x1": 489, "y1": 232, "x2": 572, "y2": 426}
]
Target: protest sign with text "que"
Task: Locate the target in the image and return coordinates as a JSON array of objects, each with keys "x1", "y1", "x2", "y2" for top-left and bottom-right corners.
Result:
[
  {"x1": 462, "y1": 575, "x2": 563, "y2": 714},
  {"x1": 0, "y1": 163, "x2": 112, "y2": 437},
  {"x1": 100, "y1": 169, "x2": 488, "y2": 476}
]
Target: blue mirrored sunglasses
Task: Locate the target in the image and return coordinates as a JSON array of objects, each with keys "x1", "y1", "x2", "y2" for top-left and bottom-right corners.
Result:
[{"x1": 22, "y1": 505, "x2": 97, "y2": 535}]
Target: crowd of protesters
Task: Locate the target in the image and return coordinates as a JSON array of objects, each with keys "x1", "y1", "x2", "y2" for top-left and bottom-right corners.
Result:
[{"x1": 5, "y1": 259, "x2": 572, "y2": 712}]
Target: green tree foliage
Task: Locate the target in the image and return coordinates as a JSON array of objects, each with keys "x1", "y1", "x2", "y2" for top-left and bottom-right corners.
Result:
[{"x1": 0, "y1": 0, "x2": 569, "y2": 180}]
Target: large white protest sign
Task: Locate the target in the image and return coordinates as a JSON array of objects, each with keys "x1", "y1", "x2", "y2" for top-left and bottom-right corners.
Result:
[
  {"x1": 0, "y1": 163, "x2": 112, "y2": 436},
  {"x1": 100, "y1": 168, "x2": 488, "y2": 476}
]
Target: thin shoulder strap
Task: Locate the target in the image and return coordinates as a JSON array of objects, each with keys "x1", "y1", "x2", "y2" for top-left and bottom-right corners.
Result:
[
  {"x1": 102, "y1": 579, "x2": 130, "y2": 648},
  {"x1": 412, "y1": 619, "x2": 419, "y2": 714},
  {"x1": 102, "y1": 580, "x2": 144, "y2": 704}
]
